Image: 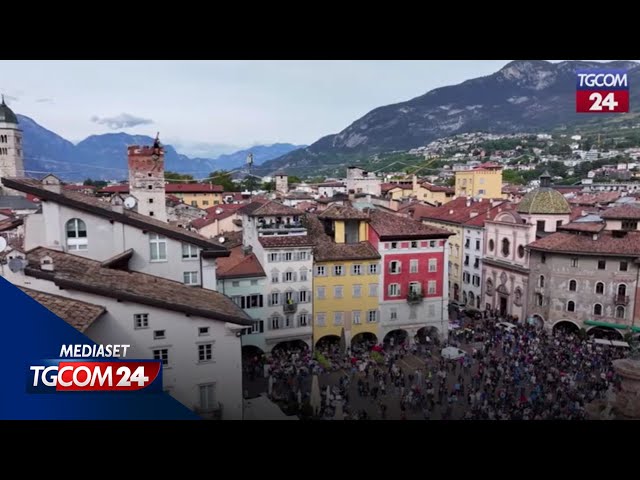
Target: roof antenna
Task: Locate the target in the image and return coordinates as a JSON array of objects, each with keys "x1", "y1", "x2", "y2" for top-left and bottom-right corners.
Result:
[
  {"x1": 1, "y1": 94, "x2": 5, "y2": 105},
  {"x1": 153, "y1": 132, "x2": 161, "y2": 149}
]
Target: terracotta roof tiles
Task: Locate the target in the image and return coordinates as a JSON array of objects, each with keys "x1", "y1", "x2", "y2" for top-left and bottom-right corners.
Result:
[{"x1": 528, "y1": 231, "x2": 640, "y2": 257}]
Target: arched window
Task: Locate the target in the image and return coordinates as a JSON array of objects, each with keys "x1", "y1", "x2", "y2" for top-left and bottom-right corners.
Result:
[
  {"x1": 299, "y1": 267, "x2": 308, "y2": 282},
  {"x1": 501, "y1": 238, "x2": 510, "y2": 257},
  {"x1": 567, "y1": 301, "x2": 575, "y2": 312},
  {"x1": 536, "y1": 293, "x2": 543, "y2": 306},
  {"x1": 616, "y1": 306, "x2": 625, "y2": 319},
  {"x1": 617, "y1": 284, "x2": 627, "y2": 297},
  {"x1": 514, "y1": 287, "x2": 522, "y2": 306},
  {"x1": 66, "y1": 218, "x2": 87, "y2": 250},
  {"x1": 568, "y1": 280, "x2": 577, "y2": 292},
  {"x1": 539, "y1": 275, "x2": 545, "y2": 288},
  {"x1": 595, "y1": 282, "x2": 604, "y2": 295},
  {"x1": 517, "y1": 245, "x2": 525, "y2": 258},
  {"x1": 486, "y1": 278, "x2": 493, "y2": 295},
  {"x1": 488, "y1": 239, "x2": 495, "y2": 252},
  {"x1": 462, "y1": 291, "x2": 468, "y2": 304},
  {"x1": 593, "y1": 304, "x2": 603, "y2": 316},
  {"x1": 468, "y1": 291, "x2": 475, "y2": 305}
]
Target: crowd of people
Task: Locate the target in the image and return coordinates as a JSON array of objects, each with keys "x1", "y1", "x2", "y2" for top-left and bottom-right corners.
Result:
[{"x1": 242, "y1": 312, "x2": 629, "y2": 420}]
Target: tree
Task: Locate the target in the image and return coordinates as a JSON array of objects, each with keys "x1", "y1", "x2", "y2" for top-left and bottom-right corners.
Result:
[
  {"x1": 83, "y1": 178, "x2": 108, "y2": 188},
  {"x1": 444, "y1": 177, "x2": 455, "y2": 187},
  {"x1": 287, "y1": 175, "x2": 303, "y2": 185},
  {"x1": 207, "y1": 170, "x2": 239, "y2": 192},
  {"x1": 262, "y1": 181, "x2": 275, "y2": 192},
  {"x1": 164, "y1": 171, "x2": 195, "y2": 183},
  {"x1": 241, "y1": 176, "x2": 261, "y2": 192},
  {"x1": 502, "y1": 169, "x2": 525, "y2": 185}
]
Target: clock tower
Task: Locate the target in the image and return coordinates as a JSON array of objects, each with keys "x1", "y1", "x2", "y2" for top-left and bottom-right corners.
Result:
[{"x1": 127, "y1": 134, "x2": 167, "y2": 222}]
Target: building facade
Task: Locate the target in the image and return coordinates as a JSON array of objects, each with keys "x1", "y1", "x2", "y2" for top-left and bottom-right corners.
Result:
[
  {"x1": 0, "y1": 96, "x2": 25, "y2": 196},
  {"x1": 454, "y1": 163, "x2": 502, "y2": 199},
  {"x1": 128, "y1": 138, "x2": 167, "y2": 221},
  {"x1": 346, "y1": 167, "x2": 381, "y2": 196}
]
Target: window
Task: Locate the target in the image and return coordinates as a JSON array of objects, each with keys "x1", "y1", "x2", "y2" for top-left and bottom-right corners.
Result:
[
  {"x1": 183, "y1": 271, "x2": 199, "y2": 285},
  {"x1": 333, "y1": 265, "x2": 344, "y2": 276},
  {"x1": 388, "y1": 283, "x2": 400, "y2": 297},
  {"x1": 465, "y1": 239, "x2": 470, "y2": 249},
  {"x1": 271, "y1": 271, "x2": 279, "y2": 283},
  {"x1": 501, "y1": 238, "x2": 510, "y2": 257},
  {"x1": 410, "y1": 259, "x2": 419, "y2": 273},
  {"x1": 198, "y1": 343, "x2": 213, "y2": 362},
  {"x1": 593, "y1": 304, "x2": 603, "y2": 316},
  {"x1": 270, "y1": 292, "x2": 280, "y2": 305},
  {"x1": 317, "y1": 286, "x2": 326, "y2": 299},
  {"x1": 390, "y1": 308, "x2": 398, "y2": 321},
  {"x1": 569, "y1": 280, "x2": 577, "y2": 292},
  {"x1": 620, "y1": 261, "x2": 628, "y2": 272},
  {"x1": 298, "y1": 290, "x2": 309, "y2": 303},
  {"x1": 198, "y1": 327, "x2": 210, "y2": 336},
  {"x1": 191, "y1": 200, "x2": 198, "y2": 207},
  {"x1": 536, "y1": 220, "x2": 545, "y2": 232},
  {"x1": 283, "y1": 252, "x2": 293, "y2": 262},
  {"x1": 199, "y1": 384, "x2": 216, "y2": 411},
  {"x1": 270, "y1": 315, "x2": 281, "y2": 330},
  {"x1": 616, "y1": 306, "x2": 625, "y2": 319},
  {"x1": 538, "y1": 275, "x2": 545, "y2": 288},
  {"x1": 352, "y1": 264, "x2": 362, "y2": 275},
  {"x1": 367, "y1": 310, "x2": 378, "y2": 323},
  {"x1": 389, "y1": 261, "x2": 401, "y2": 274},
  {"x1": 464, "y1": 255, "x2": 470, "y2": 266},
  {"x1": 149, "y1": 233, "x2": 167, "y2": 261},
  {"x1": 369, "y1": 284, "x2": 378, "y2": 297},
  {"x1": 622, "y1": 220, "x2": 637, "y2": 231},
  {"x1": 232, "y1": 281, "x2": 240, "y2": 287},
  {"x1": 475, "y1": 239, "x2": 480, "y2": 250},
  {"x1": 410, "y1": 241, "x2": 418, "y2": 248},
  {"x1": 478, "y1": 189, "x2": 486, "y2": 195},
  {"x1": 284, "y1": 315, "x2": 293, "y2": 328},
  {"x1": 333, "y1": 312, "x2": 343, "y2": 325},
  {"x1": 153, "y1": 330, "x2": 165, "y2": 339},
  {"x1": 353, "y1": 311, "x2": 361, "y2": 324},
  {"x1": 517, "y1": 245, "x2": 525, "y2": 258},
  {"x1": 430, "y1": 240, "x2": 437, "y2": 248},
  {"x1": 284, "y1": 271, "x2": 295, "y2": 282},
  {"x1": 479, "y1": 178, "x2": 485, "y2": 185},
  {"x1": 428, "y1": 280, "x2": 437, "y2": 294},
  {"x1": 298, "y1": 313, "x2": 309, "y2": 327},
  {"x1": 300, "y1": 268, "x2": 308, "y2": 282},
  {"x1": 134, "y1": 313, "x2": 149, "y2": 329},
  {"x1": 409, "y1": 281, "x2": 421, "y2": 294},
  {"x1": 334, "y1": 286, "x2": 343, "y2": 299},
  {"x1": 315, "y1": 313, "x2": 326, "y2": 326},
  {"x1": 182, "y1": 243, "x2": 198, "y2": 259},
  {"x1": 567, "y1": 301, "x2": 575, "y2": 312},
  {"x1": 234, "y1": 294, "x2": 263, "y2": 309},
  {"x1": 315, "y1": 266, "x2": 326, "y2": 276},
  {"x1": 202, "y1": 200, "x2": 209, "y2": 206},
  {"x1": 541, "y1": 253, "x2": 546, "y2": 264},
  {"x1": 66, "y1": 218, "x2": 88, "y2": 251},
  {"x1": 297, "y1": 251, "x2": 309, "y2": 261},
  {"x1": 427, "y1": 258, "x2": 437, "y2": 272},
  {"x1": 489, "y1": 239, "x2": 495, "y2": 251},
  {"x1": 268, "y1": 253, "x2": 279, "y2": 262},
  {"x1": 284, "y1": 290, "x2": 295, "y2": 304},
  {"x1": 571, "y1": 258, "x2": 578, "y2": 267},
  {"x1": 149, "y1": 198, "x2": 155, "y2": 204},
  {"x1": 153, "y1": 348, "x2": 168, "y2": 365},
  {"x1": 595, "y1": 282, "x2": 604, "y2": 294},
  {"x1": 368, "y1": 263, "x2": 379, "y2": 274},
  {"x1": 251, "y1": 279, "x2": 258, "y2": 286},
  {"x1": 390, "y1": 242, "x2": 398, "y2": 249},
  {"x1": 472, "y1": 275, "x2": 480, "y2": 287},
  {"x1": 353, "y1": 284, "x2": 362, "y2": 298},
  {"x1": 536, "y1": 294, "x2": 543, "y2": 306},
  {"x1": 598, "y1": 260, "x2": 606, "y2": 270}
]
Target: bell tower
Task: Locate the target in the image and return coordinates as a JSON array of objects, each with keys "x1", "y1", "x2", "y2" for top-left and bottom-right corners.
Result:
[
  {"x1": 0, "y1": 95, "x2": 25, "y2": 196},
  {"x1": 127, "y1": 133, "x2": 167, "y2": 221}
]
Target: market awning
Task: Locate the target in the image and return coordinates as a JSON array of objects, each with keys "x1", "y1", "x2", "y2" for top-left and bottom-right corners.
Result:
[{"x1": 584, "y1": 320, "x2": 640, "y2": 333}]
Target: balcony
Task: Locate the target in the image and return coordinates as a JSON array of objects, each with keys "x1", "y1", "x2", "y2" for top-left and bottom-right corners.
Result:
[
  {"x1": 534, "y1": 287, "x2": 545, "y2": 294},
  {"x1": 283, "y1": 302, "x2": 298, "y2": 314},
  {"x1": 257, "y1": 222, "x2": 306, "y2": 235},
  {"x1": 407, "y1": 290, "x2": 424, "y2": 305},
  {"x1": 614, "y1": 295, "x2": 629, "y2": 305}
]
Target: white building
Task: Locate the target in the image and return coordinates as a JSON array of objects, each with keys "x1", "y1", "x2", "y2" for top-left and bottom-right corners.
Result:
[
  {"x1": 2, "y1": 175, "x2": 230, "y2": 288},
  {"x1": 239, "y1": 200, "x2": 314, "y2": 351},
  {"x1": 317, "y1": 182, "x2": 347, "y2": 198},
  {"x1": 2, "y1": 247, "x2": 253, "y2": 419},
  {"x1": 0, "y1": 96, "x2": 25, "y2": 197},
  {"x1": 461, "y1": 223, "x2": 485, "y2": 310},
  {"x1": 127, "y1": 137, "x2": 167, "y2": 222},
  {"x1": 346, "y1": 167, "x2": 381, "y2": 196}
]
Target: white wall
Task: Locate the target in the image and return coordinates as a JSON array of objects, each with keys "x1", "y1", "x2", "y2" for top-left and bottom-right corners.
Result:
[
  {"x1": 462, "y1": 226, "x2": 484, "y2": 309},
  {"x1": 2, "y1": 270, "x2": 243, "y2": 419}
]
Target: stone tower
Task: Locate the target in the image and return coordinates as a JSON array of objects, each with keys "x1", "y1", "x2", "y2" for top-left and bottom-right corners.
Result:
[
  {"x1": 127, "y1": 135, "x2": 167, "y2": 222},
  {"x1": 274, "y1": 172, "x2": 288, "y2": 194},
  {"x1": 0, "y1": 95, "x2": 25, "y2": 196}
]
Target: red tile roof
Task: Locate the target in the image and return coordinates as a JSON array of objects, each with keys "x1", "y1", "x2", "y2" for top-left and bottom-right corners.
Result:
[
  {"x1": 317, "y1": 182, "x2": 345, "y2": 188},
  {"x1": 19, "y1": 287, "x2": 105, "y2": 332},
  {"x1": 528, "y1": 231, "x2": 640, "y2": 257},
  {"x1": 100, "y1": 183, "x2": 224, "y2": 194},
  {"x1": 557, "y1": 222, "x2": 605, "y2": 233},
  {"x1": 397, "y1": 202, "x2": 439, "y2": 222},
  {"x1": 318, "y1": 204, "x2": 370, "y2": 221},
  {"x1": 419, "y1": 197, "x2": 507, "y2": 227},
  {"x1": 239, "y1": 200, "x2": 301, "y2": 217},
  {"x1": 294, "y1": 201, "x2": 317, "y2": 212},
  {"x1": 601, "y1": 204, "x2": 640, "y2": 219},
  {"x1": 368, "y1": 208, "x2": 452, "y2": 240},
  {"x1": 259, "y1": 235, "x2": 315, "y2": 248},
  {"x1": 63, "y1": 184, "x2": 97, "y2": 192},
  {"x1": 25, "y1": 247, "x2": 253, "y2": 325},
  {"x1": 305, "y1": 215, "x2": 380, "y2": 262},
  {"x1": 216, "y1": 246, "x2": 266, "y2": 279},
  {"x1": 191, "y1": 204, "x2": 244, "y2": 229},
  {"x1": 421, "y1": 183, "x2": 454, "y2": 193},
  {"x1": 568, "y1": 191, "x2": 620, "y2": 206}
]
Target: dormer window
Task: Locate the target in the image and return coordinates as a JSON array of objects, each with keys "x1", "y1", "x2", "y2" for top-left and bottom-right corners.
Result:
[{"x1": 66, "y1": 218, "x2": 87, "y2": 251}]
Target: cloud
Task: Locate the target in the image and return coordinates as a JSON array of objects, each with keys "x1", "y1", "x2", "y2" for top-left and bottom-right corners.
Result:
[
  {"x1": 1, "y1": 94, "x2": 18, "y2": 103},
  {"x1": 91, "y1": 112, "x2": 153, "y2": 129},
  {"x1": 36, "y1": 98, "x2": 54, "y2": 104}
]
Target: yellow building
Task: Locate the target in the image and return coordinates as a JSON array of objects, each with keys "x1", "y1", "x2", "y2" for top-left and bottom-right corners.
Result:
[
  {"x1": 166, "y1": 184, "x2": 224, "y2": 209},
  {"x1": 307, "y1": 205, "x2": 381, "y2": 347},
  {"x1": 454, "y1": 163, "x2": 502, "y2": 199},
  {"x1": 419, "y1": 183, "x2": 455, "y2": 206}
]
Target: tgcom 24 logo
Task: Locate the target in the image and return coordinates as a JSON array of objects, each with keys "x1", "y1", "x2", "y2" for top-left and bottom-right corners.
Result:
[{"x1": 576, "y1": 69, "x2": 629, "y2": 113}]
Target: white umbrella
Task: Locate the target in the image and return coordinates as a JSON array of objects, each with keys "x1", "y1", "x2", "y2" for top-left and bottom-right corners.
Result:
[
  {"x1": 268, "y1": 375, "x2": 274, "y2": 396},
  {"x1": 333, "y1": 399, "x2": 344, "y2": 421},
  {"x1": 325, "y1": 385, "x2": 331, "y2": 403},
  {"x1": 310, "y1": 375, "x2": 321, "y2": 415}
]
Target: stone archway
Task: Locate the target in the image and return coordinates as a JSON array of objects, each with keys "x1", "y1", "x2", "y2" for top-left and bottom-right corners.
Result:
[
  {"x1": 315, "y1": 335, "x2": 341, "y2": 351},
  {"x1": 587, "y1": 326, "x2": 624, "y2": 341},
  {"x1": 552, "y1": 319, "x2": 580, "y2": 335},
  {"x1": 383, "y1": 329, "x2": 408, "y2": 347},
  {"x1": 415, "y1": 326, "x2": 440, "y2": 345},
  {"x1": 351, "y1": 332, "x2": 378, "y2": 347},
  {"x1": 272, "y1": 339, "x2": 310, "y2": 354},
  {"x1": 242, "y1": 345, "x2": 264, "y2": 361}
]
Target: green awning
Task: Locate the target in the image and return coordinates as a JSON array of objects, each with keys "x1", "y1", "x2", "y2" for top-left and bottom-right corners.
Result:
[{"x1": 584, "y1": 320, "x2": 640, "y2": 333}]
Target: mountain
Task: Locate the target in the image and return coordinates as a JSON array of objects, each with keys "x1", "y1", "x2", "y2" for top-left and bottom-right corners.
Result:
[
  {"x1": 17, "y1": 114, "x2": 300, "y2": 181},
  {"x1": 260, "y1": 60, "x2": 640, "y2": 175}
]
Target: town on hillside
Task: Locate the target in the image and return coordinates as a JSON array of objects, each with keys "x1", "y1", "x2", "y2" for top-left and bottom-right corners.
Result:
[{"x1": 1, "y1": 99, "x2": 639, "y2": 420}]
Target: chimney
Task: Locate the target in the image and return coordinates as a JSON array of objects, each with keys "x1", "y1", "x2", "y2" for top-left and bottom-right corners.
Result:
[
  {"x1": 40, "y1": 255, "x2": 54, "y2": 271},
  {"x1": 412, "y1": 174, "x2": 418, "y2": 192},
  {"x1": 242, "y1": 245, "x2": 253, "y2": 256},
  {"x1": 348, "y1": 189, "x2": 355, "y2": 201},
  {"x1": 466, "y1": 198, "x2": 471, "y2": 207}
]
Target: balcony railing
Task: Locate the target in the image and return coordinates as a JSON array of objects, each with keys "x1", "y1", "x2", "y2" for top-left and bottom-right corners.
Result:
[
  {"x1": 283, "y1": 302, "x2": 298, "y2": 314},
  {"x1": 614, "y1": 294, "x2": 629, "y2": 305},
  {"x1": 407, "y1": 291, "x2": 424, "y2": 305},
  {"x1": 257, "y1": 222, "x2": 305, "y2": 232}
]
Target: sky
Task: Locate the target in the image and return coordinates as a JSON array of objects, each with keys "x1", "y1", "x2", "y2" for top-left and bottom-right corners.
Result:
[{"x1": 0, "y1": 60, "x2": 631, "y2": 157}]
